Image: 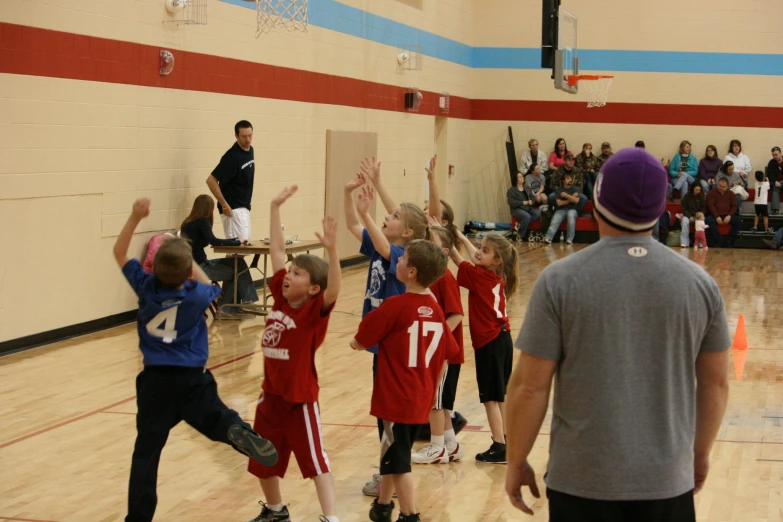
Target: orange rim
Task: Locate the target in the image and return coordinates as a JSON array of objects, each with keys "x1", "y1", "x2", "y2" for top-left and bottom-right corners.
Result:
[{"x1": 566, "y1": 75, "x2": 614, "y2": 87}]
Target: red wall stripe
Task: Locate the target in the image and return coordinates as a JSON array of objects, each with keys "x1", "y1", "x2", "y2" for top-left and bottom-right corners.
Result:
[{"x1": 1, "y1": 23, "x2": 781, "y2": 128}]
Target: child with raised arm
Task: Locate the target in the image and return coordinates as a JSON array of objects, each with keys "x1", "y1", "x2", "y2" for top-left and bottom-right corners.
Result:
[
  {"x1": 351, "y1": 240, "x2": 459, "y2": 522},
  {"x1": 113, "y1": 199, "x2": 277, "y2": 522},
  {"x1": 449, "y1": 230, "x2": 519, "y2": 464},
  {"x1": 246, "y1": 186, "x2": 342, "y2": 522}
]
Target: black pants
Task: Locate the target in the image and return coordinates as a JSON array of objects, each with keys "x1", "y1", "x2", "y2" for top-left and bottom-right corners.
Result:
[
  {"x1": 126, "y1": 366, "x2": 251, "y2": 522},
  {"x1": 547, "y1": 488, "x2": 695, "y2": 522},
  {"x1": 705, "y1": 214, "x2": 741, "y2": 246}
]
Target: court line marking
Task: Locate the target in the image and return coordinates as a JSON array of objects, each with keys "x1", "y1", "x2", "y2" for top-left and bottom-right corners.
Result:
[
  {"x1": 0, "y1": 350, "x2": 260, "y2": 450},
  {"x1": 0, "y1": 517, "x2": 58, "y2": 522}
]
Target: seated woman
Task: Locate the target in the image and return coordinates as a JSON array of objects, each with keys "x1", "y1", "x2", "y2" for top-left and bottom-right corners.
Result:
[
  {"x1": 180, "y1": 194, "x2": 259, "y2": 312},
  {"x1": 698, "y1": 145, "x2": 722, "y2": 193},
  {"x1": 548, "y1": 138, "x2": 572, "y2": 173},
  {"x1": 669, "y1": 140, "x2": 698, "y2": 199},
  {"x1": 507, "y1": 171, "x2": 541, "y2": 239},
  {"x1": 575, "y1": 142, "x2": 602, "y2": 198},
  {"x1": 725, "y1": 139, "x2": 751, "y2": 189},
  {"x1": 524, "y1": 164, "x2": 549, "y2": 208},
  {"x1": 676, "y1": 184, "x2": 707, "y2": 248}
]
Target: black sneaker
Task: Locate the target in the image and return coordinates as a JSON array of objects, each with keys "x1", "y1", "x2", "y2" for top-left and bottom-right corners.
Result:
[
  {"x1": 397, "y1": 513, "x2": 421, "y2": 522},
  {"x1": 762, "y1": 239, "x2": 781, "y2": 250},
  {"x1": 369, "y1": 499, "x2": 395, "y2": 522},
  {"x1": 228, "y1": 425, "x2": 278, "y2": 466},
  {"x1": 452, "y1": 411, "x2": 468, "y2": 435},
  {"x1": 475, "y1": 440, "x2": 507, "y2": 464},
  {"x1": 247, "y1": 502, "x2": 291, "y2": 522}
]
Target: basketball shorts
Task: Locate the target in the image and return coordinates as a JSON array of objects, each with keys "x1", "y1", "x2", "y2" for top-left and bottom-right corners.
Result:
[
  {"x1": 221, "y1": 207, "x2": 251, "y2": 240},
  {"x1": 378, "y1": 420, "x2": 420, "y2": 475},
  {"x1": 475, "y1": 330, "x2": 513, "y2": 403},
  {"x1": 755, "y1": 204, "x2": 769, "y2": 217},
  {"x1": 433, "y1": 363, "x2": 461, "y2": 411},
  {"x1": 248, "y1": 392, "x2": 330, "y2": 480}
]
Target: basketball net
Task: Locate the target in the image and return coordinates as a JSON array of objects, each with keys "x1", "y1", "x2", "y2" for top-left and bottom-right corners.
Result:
[
  {"x1": 254, "y1": 0, "x2": 308, "y2": 35},
  {"x1": 568, "y1": 75, "x2": 614, "y2": 108}
]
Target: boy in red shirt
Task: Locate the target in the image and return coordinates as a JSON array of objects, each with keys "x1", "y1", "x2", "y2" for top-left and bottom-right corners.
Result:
[
  {"x1": 351, "y1": 240, "x2": 459, "y2": 522},
  {"x1": 411, "y1": 224, "x2": 465, "y2": 465},
  {"x1": 246, "y1": 186, "x2": 342, "y2": 522}
]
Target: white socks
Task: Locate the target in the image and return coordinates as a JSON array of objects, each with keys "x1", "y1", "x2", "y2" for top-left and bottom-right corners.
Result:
[
  {"x1": 444, "y1": 428, "x2": 457, "y2": 443},
  {"x1": 324, "y1": 516, "x2": 339, "y2": 522},
  {"x1": 268, "y1": 503, "x2": 284, "y2": 512},
  {"x1": 431, "y1": 435, "x2": 445, "y2": 447}
]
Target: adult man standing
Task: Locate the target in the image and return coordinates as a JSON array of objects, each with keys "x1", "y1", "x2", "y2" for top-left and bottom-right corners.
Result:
[
  {"x1": 504, "y1": 148, "x2": 730, "y2": 521},
  {"x1": 206, "y1": 120, "x2": 255, "y2": 239},
  {"x1": 767, "y1": 146, "x2": 782, "y2": 215}
]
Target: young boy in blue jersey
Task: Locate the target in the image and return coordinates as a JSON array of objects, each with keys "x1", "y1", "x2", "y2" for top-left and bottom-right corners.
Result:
[{"x1": 114, "y1": 198, "x2": 277, "y2": 522}]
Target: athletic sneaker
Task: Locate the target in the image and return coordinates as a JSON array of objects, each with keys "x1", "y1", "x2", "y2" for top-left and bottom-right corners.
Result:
[
  {"x1": 228, "y1": 425, "x2": 278, "y2": 466},
  {"x1": 362, "y1": 474, "x2": 397, "y2": 498},
  {"x1": 452, "y1": 411, "x2": 468, "y2": 434},
  {"x1": 544, "y1": 237, "x2": 552, "y2": 244},
  {"x1": 539, "y1": 205, "x2": 549, "y2": 212},
  {"x1": 475, "y1": 440, "x2": 507, "y2": 464},
  {"x1": 247, "y1": 502, "x2": 291, "y2": 522},
  {"x1": 751, "y1": 227, "x2": 758, "y2": 232},
  {"x1": 411, "y1": 443, "x2": 448, "y2": 464},
  {"x1": 369, "y1": 499, "x2": 395, "y2": 522},
  {"x1": 397, "y1": 514, "x2": 421, "y2": 522},
  {"x1": 446, "y1": 441, "x2": 464, "y2": 462}
]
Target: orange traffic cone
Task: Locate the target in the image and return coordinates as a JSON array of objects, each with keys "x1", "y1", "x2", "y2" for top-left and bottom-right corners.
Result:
[{"x1": 731, "y1": 314, "x2": 751, "y2": 381}]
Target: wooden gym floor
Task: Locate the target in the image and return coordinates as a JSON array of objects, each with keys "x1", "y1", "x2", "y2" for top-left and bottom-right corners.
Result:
[{"x1": 1, "y1": 244, "x2": 782, "y2": 522}]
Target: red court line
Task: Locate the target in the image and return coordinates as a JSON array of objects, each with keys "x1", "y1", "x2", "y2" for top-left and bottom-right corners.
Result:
[{"x1": 0, "y1": 350, "x2": 260, "y2": 449}]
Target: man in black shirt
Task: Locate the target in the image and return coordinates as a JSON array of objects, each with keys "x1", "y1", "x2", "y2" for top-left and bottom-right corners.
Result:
[
  {"x1": 206, "y1": 120, "x2": 256, "y2": 239},
  {"x1": 767, "y1": 146, "x2": 782, "y2": 215}
]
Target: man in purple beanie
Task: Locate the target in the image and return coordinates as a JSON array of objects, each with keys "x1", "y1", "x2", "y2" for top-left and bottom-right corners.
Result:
[{"x1": 503, "y1": 148, "x2": 731, "y2": 521}]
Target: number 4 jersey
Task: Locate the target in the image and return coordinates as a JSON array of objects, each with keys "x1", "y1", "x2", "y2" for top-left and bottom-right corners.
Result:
[
  {"x1": 355, "y1": 292, "x2": 459, "y2": 424},
  {"x1": 122, "y1": 259, "x2": 222, "y2": 368}
]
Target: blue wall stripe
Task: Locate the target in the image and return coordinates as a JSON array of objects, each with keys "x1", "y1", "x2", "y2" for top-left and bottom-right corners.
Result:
[{"x1": 220, "y1": 0, "x2": 783, "y2": 76}]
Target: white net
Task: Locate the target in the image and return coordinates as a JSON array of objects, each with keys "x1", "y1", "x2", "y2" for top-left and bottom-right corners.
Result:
[
  {"x1": 580, "y1": 77, "x2": 613, "y2": 108},
  {"x1": 254, "y1": 0, "x2": 308, "y2": 35}
]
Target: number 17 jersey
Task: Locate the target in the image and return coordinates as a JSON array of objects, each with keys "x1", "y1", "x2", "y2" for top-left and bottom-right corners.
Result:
[{"x1": 355, "y1": 292, "x2": 459, "y2": 424}]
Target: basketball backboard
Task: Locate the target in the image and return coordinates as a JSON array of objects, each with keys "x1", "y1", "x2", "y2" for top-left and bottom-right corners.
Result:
[{"x1": 554, "y1": 8, "x2": 578, "y2": 94}]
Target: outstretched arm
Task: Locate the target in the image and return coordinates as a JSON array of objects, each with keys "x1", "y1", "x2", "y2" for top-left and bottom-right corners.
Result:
[
  {"x1": 270, "y1": 185, "x2": 298, "y2": 274},
  {"x1": 357, "y1": 186, "x2": 392, "y2": 260},
  {"x1": 344, "y1": 173, "x2": 367, "y2": 241},
  {"x1": 316, "y1": 216, "x2": 341, "y2": 311},
  {"x1": 426, "y1": 154, "x2": 441, "y2": 221},
  {"x1": 452, "y1": 229, "x2": 476, "y2": 265},
  {"x1": 361, "y1": 156, "x2": 396, "y2": 214},
  {"x1": 113, "y1": 198, "x2": 151, "y2": 267}
]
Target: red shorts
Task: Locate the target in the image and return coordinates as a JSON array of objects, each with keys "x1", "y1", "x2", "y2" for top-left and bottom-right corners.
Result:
[{"x1": 248, "y1": 391, "x2": 330, "y2": 480}]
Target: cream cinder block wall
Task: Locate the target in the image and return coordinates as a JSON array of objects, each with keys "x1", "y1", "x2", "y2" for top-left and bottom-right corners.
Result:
[{"x1": 0, "y1": 0, "x2": 475, "y2": 343}]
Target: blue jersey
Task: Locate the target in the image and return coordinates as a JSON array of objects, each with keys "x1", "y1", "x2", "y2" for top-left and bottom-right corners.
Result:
[
  {"x1": 359, "y1": 228, "x2": 406, "y2": 354},
  {"x1": 122, "y1": 259, "x2": 221, "y2": 367}
]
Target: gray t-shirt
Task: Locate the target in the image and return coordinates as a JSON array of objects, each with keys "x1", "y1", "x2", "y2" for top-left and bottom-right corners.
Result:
[{"x1": 515, "y1": 235, "x2": 730, "y2": 501}]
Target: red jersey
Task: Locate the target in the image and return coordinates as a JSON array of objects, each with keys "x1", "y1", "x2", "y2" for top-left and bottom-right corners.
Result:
[
  {"x1": 261, "y1": 269, "x2": 335, "y2": 404},
  {"x1": 355, "y1": 292, "x2": 459, "y2": 424},
  {"x1": 456, "y1": 261, "x2": 510, "y2": 349},
  {"x1": 427, "y1": 270, "x2": 465, "y2": 364}
]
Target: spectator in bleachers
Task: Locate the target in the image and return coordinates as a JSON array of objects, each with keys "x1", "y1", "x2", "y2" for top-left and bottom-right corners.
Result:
[
  {"x1": 706, "y1": 179, "x2": 741, "y2": 247},
  {"x1": 548, "y1": 138, "x2": 572, "y2": 171},
  {"x1": 520, "y1": 138, "x2": 548, "y2": 175},
  {"x1": 635, "y1": 141, "x2": 645, "y2": 148},
  {"x1": 575, "y1": 143, "x2": 602, "y2": 198},
  {"x1": 752, "y1": 171, "x2": 772, "y2": 234},
  {"x1": 598, "y1": 142, "x2": 613, "y2": 162},
  {"x1": 549, "y1": 154, "x2": 587, "y2": 213},
  {"x1": 524, "y1": 164, "x2": 549, "y2": 209},
  {"x1": 762, "y1": 228, "x2": 783, "y2": 250},
  {"x1": 544, "y1": 173, "x2": 579, "y2": 245},
  {"x1": 725, "y1": 139, "x2": 751, "y2": 188},
  {"x1": 669, "y1": 140, "x2": 698, "y2": 200},
  {"x1": 767, "y1": 146, "x2": 782, "y2": 215},
  {"x1": 677, "y1": 184, "x2": 707, "y2": 248},
  {"x1": 715, "y1": 161, "x2": 745, "y2": 208},
  {"x1": 507, "y1": 171, "x2": 541, "y2": 240},
  {"x1": 698, "y1": 145, "x2": 722, "y2": 193}
]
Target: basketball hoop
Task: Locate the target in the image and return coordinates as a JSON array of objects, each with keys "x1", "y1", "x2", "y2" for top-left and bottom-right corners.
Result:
[
  {"x1": 248, "y1": 0, "x2": 308, "y2": 35},
  {"x1": 567, "y1": 75, "x2": 614, "y2": 108}
]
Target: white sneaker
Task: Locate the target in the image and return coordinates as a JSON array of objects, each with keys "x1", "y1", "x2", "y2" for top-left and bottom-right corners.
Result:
[
  {"x1": 411, "y1": 443, "x2": 448, "y2": 464},
  {"x1": 446, "y1": 441, "x2": 464, "y2": 462},
  {"x1": 539, "y1": 205, "x2": 549, "y2": 212},
  {"x1": 362, "y1": 473, "x2": 397, "y2": 498}
]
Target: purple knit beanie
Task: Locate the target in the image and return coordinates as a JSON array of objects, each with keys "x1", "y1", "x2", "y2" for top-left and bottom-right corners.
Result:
[{"x1": 593, "y1": 148, "x2": 668, "y2": 231}]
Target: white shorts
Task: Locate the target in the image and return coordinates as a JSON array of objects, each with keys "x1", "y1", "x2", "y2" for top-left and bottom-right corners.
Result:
[{"x1": 221, "y1": 207, "x2": 251, "y2": 240}]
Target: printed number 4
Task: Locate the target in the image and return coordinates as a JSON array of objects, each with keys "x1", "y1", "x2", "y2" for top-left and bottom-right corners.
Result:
[
  {"x1": 406, "y1": 321, "x2": 443, "y2": 368},
  {"x1": 146, "y1": 306, "x2": 178, "y2": 343}
]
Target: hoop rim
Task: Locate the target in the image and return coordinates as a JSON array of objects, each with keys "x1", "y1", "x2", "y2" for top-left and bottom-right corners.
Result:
[{"x1": 566, "y1": 74, "x2": 614, "y2": 87}]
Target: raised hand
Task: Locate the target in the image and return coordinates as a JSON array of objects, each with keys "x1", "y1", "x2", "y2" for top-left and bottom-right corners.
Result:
[
  {"x1": 426, "y1": 154, "x2": 438, "y2": 181},
  {"x1": 131, "y1": 198, "x2": 151, "y2": 219},
  {"x1": 356, "y1": 186, "x2": 375, "y2": 215},
  {"x1": 426, "y1": 214, "x2": 441, "y2": 227},
  {"x1": 360, "y1": 156, "x2": 382, "y2": 184},
  {"x1": 272, "y1": 185, "x2": 298, "y2": 206},
  {"x1": 315, "y1": 216, "x2": 338, "y2": 250},
  {"x1": 345, "y1": 172, "x2": 367, "y2": 192}
]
